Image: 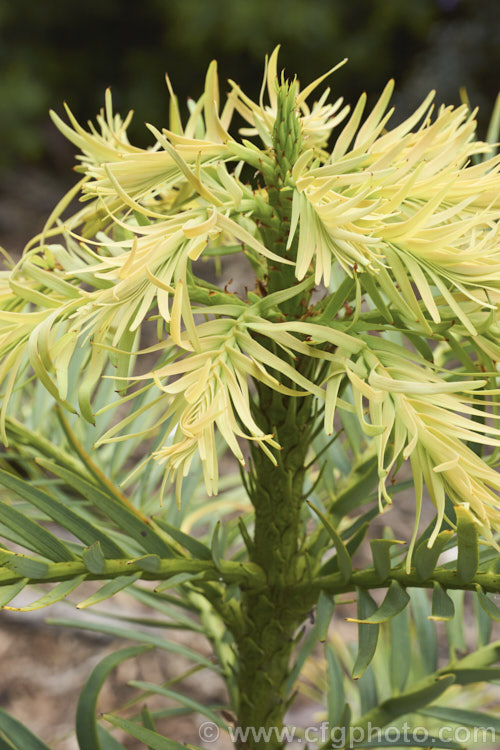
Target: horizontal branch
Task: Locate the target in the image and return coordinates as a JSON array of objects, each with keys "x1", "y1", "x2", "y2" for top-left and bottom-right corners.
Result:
[
  {"x1": 3, "y1": 555, "x2": 500, "y2": 600},
  {"x1": 0, "y1": 557, "x2": 266, "y2": 588},
  {"x1": 297, "y1": 566, "x2": 500, "y2": 596}
]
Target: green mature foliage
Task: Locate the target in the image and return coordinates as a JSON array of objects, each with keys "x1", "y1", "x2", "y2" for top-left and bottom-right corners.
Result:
[{"x1": 0, "y1": 49, "x2": 500, "y2": 749}]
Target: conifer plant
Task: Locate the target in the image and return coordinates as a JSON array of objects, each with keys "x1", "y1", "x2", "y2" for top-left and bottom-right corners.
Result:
[{"x1": 1, "y1": 49, "x2": 500, "y2": 749}]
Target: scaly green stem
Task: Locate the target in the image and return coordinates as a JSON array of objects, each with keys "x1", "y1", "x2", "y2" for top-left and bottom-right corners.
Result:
[
  {"x1": 235, "y1": 390, "x2": 317, "y2": 750},
  {"x1": 229, "y1": 82, "x2": 318, "y2": 748}
]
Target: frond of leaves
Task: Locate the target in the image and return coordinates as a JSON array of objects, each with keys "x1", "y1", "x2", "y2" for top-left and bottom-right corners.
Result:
[
  {"x1": 291, "y1": 89, "x2": 500, "y2": 339},
  {"x1": 321, "y1": 337, "x2": 500, "y2": 558},
  {"x1": 298, "y1": 589, "x2": 500, "y2": 750}
]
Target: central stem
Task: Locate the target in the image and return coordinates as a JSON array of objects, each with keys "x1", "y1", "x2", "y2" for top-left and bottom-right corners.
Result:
[
  {"x1": 232, "y1": 79, "x2": 318, "y2": 749},
  {"x1": 236, "y1": 390, "x2": 316, "y2": 749}
]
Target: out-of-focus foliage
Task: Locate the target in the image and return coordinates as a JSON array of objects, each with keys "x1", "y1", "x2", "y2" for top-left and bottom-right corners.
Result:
[{"x1": 1, "y1": 0, "x2": 498, "y2": 170}]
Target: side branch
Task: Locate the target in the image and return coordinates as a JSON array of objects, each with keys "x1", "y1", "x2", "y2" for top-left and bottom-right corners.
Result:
[
  {"x1": 0, "y1": 557, "x2": 266, "y2": 588},
  {"x1": 296, "y1": 566, "x2": 500, "y2": 596}
]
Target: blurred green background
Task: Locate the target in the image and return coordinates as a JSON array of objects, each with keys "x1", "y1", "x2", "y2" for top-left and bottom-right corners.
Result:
[{"x1": 0, "y1": 0, "x2": 498, "y2": 250}]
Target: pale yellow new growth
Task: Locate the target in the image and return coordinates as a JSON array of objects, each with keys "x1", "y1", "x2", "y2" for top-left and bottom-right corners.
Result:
[{"x1": 2, "y1": 48, "x2": 500, "y2": 548}]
